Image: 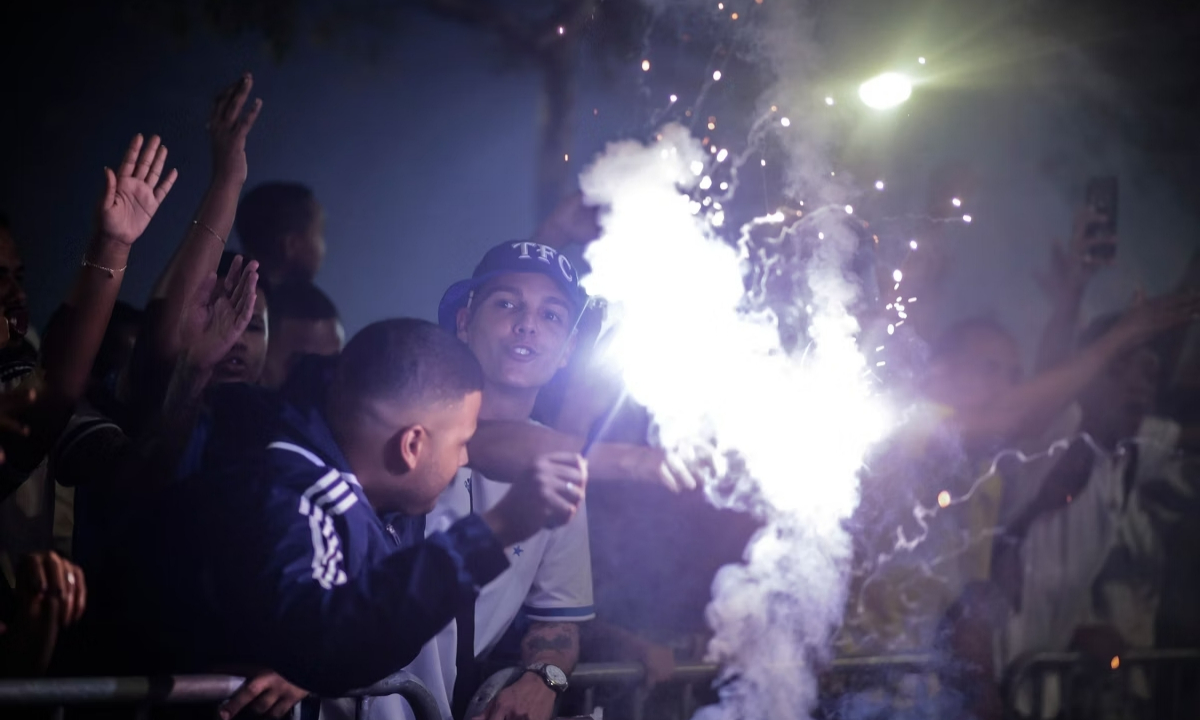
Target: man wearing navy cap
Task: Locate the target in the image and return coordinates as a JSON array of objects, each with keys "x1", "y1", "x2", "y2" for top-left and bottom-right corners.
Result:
[{"x1": 367, "y1": 240, "x2": 594, "y2": 720}]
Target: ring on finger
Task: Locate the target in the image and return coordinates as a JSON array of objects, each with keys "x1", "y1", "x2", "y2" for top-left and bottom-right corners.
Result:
[{"x1": 66, "y1": 571, "x2": 76, "y2": 586}]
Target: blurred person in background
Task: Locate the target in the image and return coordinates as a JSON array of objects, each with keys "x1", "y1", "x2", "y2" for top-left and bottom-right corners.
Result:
[
  {"x1": 235, "y1": 181, "x2": 325, "y2": 287},
  {"x1": 259, "y1": 279, "x2": 342, "y2": 389}
]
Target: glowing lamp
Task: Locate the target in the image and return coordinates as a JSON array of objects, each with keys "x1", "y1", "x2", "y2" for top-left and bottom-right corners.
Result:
[{"x1": 858, "y1": 72, "x2": 912, "y2": 110}]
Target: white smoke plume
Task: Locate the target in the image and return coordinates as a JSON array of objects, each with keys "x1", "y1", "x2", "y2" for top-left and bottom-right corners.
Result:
[{"x1": 579, "y1": 122, "x2": 889, "y2": 719}]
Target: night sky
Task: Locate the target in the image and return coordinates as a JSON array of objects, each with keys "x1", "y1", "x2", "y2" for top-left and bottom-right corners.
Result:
[{"x1": 3, "y1": 1, "x2": 1197, "y2": 359}]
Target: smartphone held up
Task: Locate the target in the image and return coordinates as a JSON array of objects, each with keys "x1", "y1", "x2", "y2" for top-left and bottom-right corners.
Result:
[{"x1": 1083, "y1": 176, "x2": 1118, "y2": 263}]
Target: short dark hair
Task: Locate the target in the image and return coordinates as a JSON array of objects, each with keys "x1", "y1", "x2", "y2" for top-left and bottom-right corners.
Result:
[
  {"x1": 268, "y1": 279, "x2": 339, "y2": 324},
  {"x1": 235, "y1": 183, "x2": 317, "y2": 262},
  {"x1": 335, "y1": 319, "x2": 483, "y2": 409},
  {"x1": 931, "y1": 315, "x2": 1015, "y2": 362}
]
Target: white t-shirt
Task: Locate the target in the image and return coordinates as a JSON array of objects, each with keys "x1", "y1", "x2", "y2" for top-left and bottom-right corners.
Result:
[{"x1": 326, "y1": 464, "x2": 594, "y2": 720}]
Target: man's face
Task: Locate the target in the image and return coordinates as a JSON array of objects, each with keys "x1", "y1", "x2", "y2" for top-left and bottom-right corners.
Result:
[
  {"x1": 397, "y1": 390, "x2": 481, "y2": 515},
  {"x1": 285, "y1": 201, "x2": 326, "y2": 281},
  {"x1": 0, "y1": 229, "x2": 29, "y2": 339},
  {"x1": 457, "y1": 273, "x2": 576, "y2": 392},
  {"x1": 211, "y1": 293, "x2": 269, "y2": 385},
  {"x1": 928, "y1": 328, "x2": 1022, "y2": 412},
  {"x1": 261, "y1": 316, "x2": 344, "y2": 389},
  {"x1": 1082, "y1": 346, "x2": 1160, "y2": 438}
]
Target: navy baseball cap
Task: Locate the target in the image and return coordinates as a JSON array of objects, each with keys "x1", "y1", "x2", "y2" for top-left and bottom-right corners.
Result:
[{"x1": 438, "y1": 240, "x2": 589, "y2": 331}]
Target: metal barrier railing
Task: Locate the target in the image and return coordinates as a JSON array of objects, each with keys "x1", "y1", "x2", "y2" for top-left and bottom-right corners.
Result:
[
  {"x1": 0, "y1": 671, "x2": 440, "y2": 720},
  {"x1": 8, "y1": 649, "x2": 1197, "y2": 720},
  {"x1": 1002, "y1": 648, "x2": 1200, "y2": 720},
  {"x1": 465, "y1": 655, "x2": 942, "y2": 720}
]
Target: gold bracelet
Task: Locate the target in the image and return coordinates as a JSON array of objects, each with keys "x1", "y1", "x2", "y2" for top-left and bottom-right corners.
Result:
[
  {"x1": 192, "y1": 219, "x2": 226, "y2": 245},
  {"x1": 81, "y1": 255, "x2": 127, "y2": 278}
]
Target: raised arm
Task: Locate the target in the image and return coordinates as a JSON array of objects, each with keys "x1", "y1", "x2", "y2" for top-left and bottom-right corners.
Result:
[
  {"x1": 955, "y1": 292, "x2": 1200, "y2": 448},
  {"x1": 11, "y1": 135, "x2": 176, "y2": 473},
  {"x1": 1032, "y1": 209, "x2": 1106, "y2": 373},
  {"x1": 147, "y1": 74, "x2": 261, "y2": 363},
  {"x1": 469, "y1": 419, "x2": 698, "y2": 492}
]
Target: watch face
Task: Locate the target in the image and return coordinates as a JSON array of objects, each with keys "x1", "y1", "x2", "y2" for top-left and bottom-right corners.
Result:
[{"x1": 545, "y1": 665, "x2": 568, "y2": 688}]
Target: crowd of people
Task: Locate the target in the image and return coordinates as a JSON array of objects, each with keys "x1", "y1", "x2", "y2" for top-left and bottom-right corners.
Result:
[{"x1": 0, "y1": 73, "x2": 1198, "y2": 720}]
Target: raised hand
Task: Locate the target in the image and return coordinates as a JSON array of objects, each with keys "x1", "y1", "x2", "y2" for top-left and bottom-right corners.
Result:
[
  {"x1": 180, "y1": 255, "x2": 260, "y2": 371},
  {"x1": 483, "y1": 452, "x2": 587, "y2": 546},
  {"x1": 1036, "y1": 208, "x2": 1110, "y2": 301},
  {"x1": 209, "y1": 73, "x2": 263, "y2": 183},
  {"x1": 96, "y1": 134, "x2": 178, "y2": 246},
  {"x1": 1108, "y1": 290, "x2": 1200, "y2": 350}
]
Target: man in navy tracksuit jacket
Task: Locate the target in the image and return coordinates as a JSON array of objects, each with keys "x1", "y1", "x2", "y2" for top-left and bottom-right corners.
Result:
[{"x1": 99, "y1": 319, "x2": 585, "y2": 697}]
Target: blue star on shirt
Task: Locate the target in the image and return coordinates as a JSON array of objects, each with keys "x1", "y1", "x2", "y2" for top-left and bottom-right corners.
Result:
[{"x1": 512, "y1": 546, "x2": 524, "y2": 557}]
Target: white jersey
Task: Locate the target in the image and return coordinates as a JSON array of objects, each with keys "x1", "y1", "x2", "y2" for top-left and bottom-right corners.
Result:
[{"x1": 324, "y1": 464, "x2": 594, "y2": 720}]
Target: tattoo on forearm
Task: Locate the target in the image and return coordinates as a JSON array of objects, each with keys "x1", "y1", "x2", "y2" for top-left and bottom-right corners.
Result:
[{"x1": 522, "y1": 622, "x2": 579, "y2": 664}]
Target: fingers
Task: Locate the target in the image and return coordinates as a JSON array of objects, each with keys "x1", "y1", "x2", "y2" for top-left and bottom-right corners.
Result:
[
  {"x1": 232, "y1": 262, "x2": 260, "y2": 324},
  {"x1": 220, "y1": 674, "x2": 269, "y2": 720},
  {"x1": 133, "y1": 135, "x2": 163, "y2": 182},
  {"x1": 146, "y1": 143, "x2": 168, "y2": 185},
  {"x1": 239, "y1": 98, "x2": 264, "y2": 136},
  {"x1": 224, "y1": 255, "x2": 245, "y2": 297},
  {"x1": 47, "y1": 554, "x2": 75, "y2": 629},
  {"x1": 102, "y1": 167, "x2": 117, "y2": 209},
  {"x1": 117, "y1": 134, "x2": 143, "y2": 179},
  {"x1": 72, "y1": 563, "x2": 87, "y2": 625},
  {"x1": 153, "y1": 168, "x2": 178, "y2": 203},
  {"x1": 224, "y1": 74, "x2": 254, "y2": 125},
  {"x1": 266, "y1": 692, "x2": 304, "y2": 719},
  {"x1": 665, "y1": 453, "x2": 699, "y2": 491}
]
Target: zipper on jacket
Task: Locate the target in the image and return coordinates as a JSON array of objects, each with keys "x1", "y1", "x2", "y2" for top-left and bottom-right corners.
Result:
[{"x1": 384, "y1": 523, "x2": 402, "y2": 547}]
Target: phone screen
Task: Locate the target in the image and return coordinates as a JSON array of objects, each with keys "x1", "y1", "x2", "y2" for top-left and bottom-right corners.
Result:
[{"x1": 1084, "y1": 176, "x2": 1118, "y2": 261}]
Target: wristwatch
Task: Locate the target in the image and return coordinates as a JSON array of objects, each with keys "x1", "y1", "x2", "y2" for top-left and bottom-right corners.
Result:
[{"x1": 525, "y1": 662, "x2": 569, "y2": 694}]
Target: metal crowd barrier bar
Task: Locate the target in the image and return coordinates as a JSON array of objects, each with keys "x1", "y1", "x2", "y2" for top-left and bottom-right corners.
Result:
[
  {"x1": 466, "y1": 655, "x2": 941, "y2": 720},
  {"x1": 0, "y1": 671, "x2": 441, "y2": 720},
  {"x1": 1002, "y1": 648, "x2": 1200, "y2": 720}
]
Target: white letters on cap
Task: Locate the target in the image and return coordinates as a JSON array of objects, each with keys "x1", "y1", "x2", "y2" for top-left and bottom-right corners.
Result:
[{"x1": 510, "y1": 241, "x2": 577, "y2": 284}]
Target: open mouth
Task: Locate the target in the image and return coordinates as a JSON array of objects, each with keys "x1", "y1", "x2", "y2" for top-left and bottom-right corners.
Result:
[
  {"x1": 507, "y1": 344, "x2": 537, "y2": 361},
  {"x1": 213, "y1": 355, "x2": 249, "y2": 380},
  {"x1": 4, "y1": 306, "x2": 29, "y2": 338}
]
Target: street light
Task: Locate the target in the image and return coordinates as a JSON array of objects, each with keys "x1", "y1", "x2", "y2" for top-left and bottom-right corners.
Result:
[{"x1": 858, "y1": 72, "x2": 912, "y2": 109}]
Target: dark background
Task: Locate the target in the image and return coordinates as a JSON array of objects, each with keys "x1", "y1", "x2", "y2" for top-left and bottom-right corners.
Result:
[{"x1": 2, "y1": 0, "x2": 1198, "y2": 357}]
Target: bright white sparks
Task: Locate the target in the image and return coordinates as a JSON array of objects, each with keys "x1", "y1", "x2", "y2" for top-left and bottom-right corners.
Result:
[
  {"x1": 858, "y1": 72, "x2": 913, "y2": 109},
  {"x1": 579, "y1": 122, "x2": 887, "y2": 517},
  {"x1": 951, "y1": 197, "x2": 962, "y2": 207},
  {"x1": 780, "y1": 117, "x2": 791, "y2": 127},
  {"x1": 670, "y1": 94, "x2": 678, "y2": 103},
  {"x1": 642, "y1": 59, "x2": 651, "y2": 72},
  {"x1": 716, "y1": 148, "x2": 729, "y2": 162},
  {"x1": 963, "y1": 214, "x2": 973, "y2": 223},
  {"x1": 875, "y1": 180, "x2": 885, "y2": 190},
  {"x1": 892, "y1": 269, "x2": 903, "y2": 282},
  {"x1": 844, "y1": 205, "x2": 854, "y2": 214},
  {"x1": 824, "y1": 96, "x2": 835, "y2": 106},
  {"x1": 713, "y1": 70, "x2": 723, "y2": 81}
]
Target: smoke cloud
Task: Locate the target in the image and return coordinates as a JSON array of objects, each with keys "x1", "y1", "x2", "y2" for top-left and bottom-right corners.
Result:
[{"x1": 579, "y1": 118, "x2": 887, "y2": 718}]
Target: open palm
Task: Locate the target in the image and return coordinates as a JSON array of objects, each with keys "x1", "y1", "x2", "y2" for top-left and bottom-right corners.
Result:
[
  {"x1": 97, "y1": 134, "x2": 178, "y2": 246},
  {"x1": 182, "y1": 256, "x2": 259, "y2": 371}
]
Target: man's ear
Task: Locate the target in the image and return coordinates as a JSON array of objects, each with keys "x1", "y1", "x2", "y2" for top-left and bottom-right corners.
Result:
[
  {"x1": 558, "y1": 330, "x2": 579, "y2": 371},
  {"x1": 456, "y1": 306, "x2": 472, "y2": 343},
  {"x1": 385, "y1": 425, "x2": 427, "y2": 474}
]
